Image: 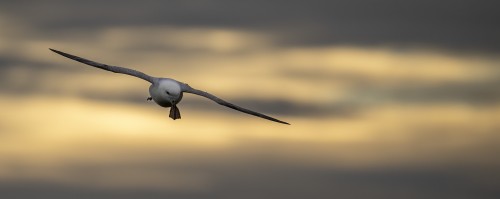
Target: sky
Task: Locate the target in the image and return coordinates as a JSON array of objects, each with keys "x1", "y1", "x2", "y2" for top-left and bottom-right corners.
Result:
[{"x1": 1, "y1": 1, "x2": 500, "y2": 198}]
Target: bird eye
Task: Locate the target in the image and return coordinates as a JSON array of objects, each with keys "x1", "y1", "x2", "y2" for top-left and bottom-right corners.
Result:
[{"x1": 166, "y1": 91, "x2": 170, "y2": 95}]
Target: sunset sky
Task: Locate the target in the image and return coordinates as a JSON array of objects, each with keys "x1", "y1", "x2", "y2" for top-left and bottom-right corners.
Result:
[{"x1": 1, "y1": 1, "x2": 499, "y2": 198}]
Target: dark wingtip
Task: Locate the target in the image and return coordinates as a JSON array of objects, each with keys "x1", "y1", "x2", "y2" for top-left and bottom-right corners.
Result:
[
  {"x1": 49, "y1": 48, "x2": 64, "y2": 55},
  {"x1": 278, "y1": 120, "x2": 291, "y2": 125},
  {"x1": 48, "y1": 48, "x2": 80, "y2": 61},
  {"x1": 270, "y1": 118, "x2": 290, "y2": 125}
]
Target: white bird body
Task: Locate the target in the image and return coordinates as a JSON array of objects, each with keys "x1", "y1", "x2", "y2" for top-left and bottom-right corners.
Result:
[
  {"x1": 149, "y1": 78, "x2": 183, "y2": 107},
  {"x1": 49, "y1": 48, "x2": 289, "y2": 125}
]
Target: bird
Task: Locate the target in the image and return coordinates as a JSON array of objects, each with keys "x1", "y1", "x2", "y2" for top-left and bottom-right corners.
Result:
[{"x1": 49, "y1": 48, "x2": 289, "y2": 125}]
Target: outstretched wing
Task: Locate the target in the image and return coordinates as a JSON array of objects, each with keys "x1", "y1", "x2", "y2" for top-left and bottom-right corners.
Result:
[
  {"x1": 49, "y1": 48, "x2": 157, "y2": 83},
  {"x1": 183, "y1": 86, "x2": 290, "y2": 125}
]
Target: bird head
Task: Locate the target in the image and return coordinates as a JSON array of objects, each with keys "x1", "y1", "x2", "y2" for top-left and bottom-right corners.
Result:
[{"x1": 158, "y1": 79, "x2": 183, "y2": 104}]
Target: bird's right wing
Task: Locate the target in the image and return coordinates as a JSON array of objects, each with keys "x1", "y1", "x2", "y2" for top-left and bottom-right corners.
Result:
[
  {"x1": 49, "y1": 48, "x2": 157, "y2": 83},
  {"x1": 183, "y1": 85, "x2": 290, "y2": 125}
]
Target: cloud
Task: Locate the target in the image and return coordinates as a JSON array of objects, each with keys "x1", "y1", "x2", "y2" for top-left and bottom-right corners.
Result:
[
  {"x1": 1, "y1": 3, "x2": 500, "y2": 198},
  {"x1": 1, "y1": 0, "x2": 499, "y2": 51}
]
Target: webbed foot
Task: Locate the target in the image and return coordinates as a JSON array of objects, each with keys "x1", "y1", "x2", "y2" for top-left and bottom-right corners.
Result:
[{"x1": 169, "y1": 105, "x2": 181, "y2": 120}]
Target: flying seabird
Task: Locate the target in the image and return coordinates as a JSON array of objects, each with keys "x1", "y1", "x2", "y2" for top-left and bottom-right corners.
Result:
[{"x1": 49, "y1": 48, "x2": 289, "y2": 125}]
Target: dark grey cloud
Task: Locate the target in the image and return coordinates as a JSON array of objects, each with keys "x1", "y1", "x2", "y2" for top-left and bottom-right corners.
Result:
[
  {"x1": 1, "y1": 0, "x2": 499, "y2": 51},
  {"x1": 333, "y1": 78, "x2": 500, "y2": 106},
  {"x1": 0, "y1": 55, "x2": 77, "y2": 73},
  {"x1": 1, "y1": 157, "x2": 498, "y2": 199},
  {"x1": 0, "y1": 55, "x2": 85, "y2": 94},
  {"x1": 386, "y1": 79, "x2": 500, "y2": 105},
  {"x1": 281, "y1": 67, "x2": 500, "y2": 105}
]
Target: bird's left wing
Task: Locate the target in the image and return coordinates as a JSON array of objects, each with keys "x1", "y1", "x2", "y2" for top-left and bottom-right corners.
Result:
[
  {"x1": 49, "y1": 48, "x2": 157, "y2": 83},
  {"x1": 182, "y1": 85, "x2": 290, "y2": 125}
]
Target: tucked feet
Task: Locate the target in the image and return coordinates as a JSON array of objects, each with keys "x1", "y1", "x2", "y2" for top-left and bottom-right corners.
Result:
[{"x1": 147, "y1": 97, "x2": 152, "y2": 101}]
